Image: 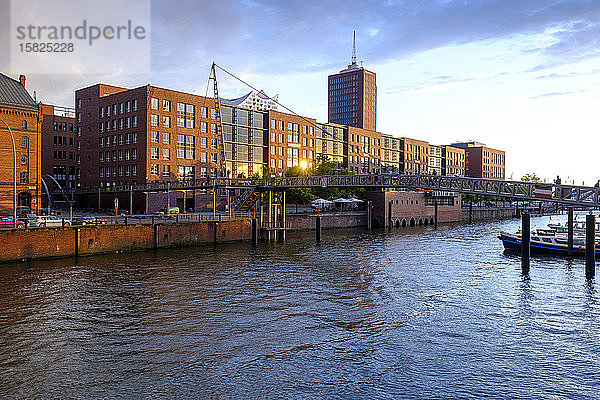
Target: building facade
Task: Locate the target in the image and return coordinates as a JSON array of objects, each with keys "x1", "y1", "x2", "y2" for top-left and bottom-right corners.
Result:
[
  {"x1": 428, "y1": 144, "x2": 443, "y2": 175},
  {"x1": 327, "y1": 34, "x2": 377, "y2": 131},
  {"x1": 222, "y1": 90, "x2": 279, "y2": 111},
  {"x1": 442, "y1": 145, "x2": 465, "y2": 176},
  {"x1": 451, "y1": 142, "x2": 505, "y2": 179},
  {"x1": 381, "y1": 133, "x2": 402, "y2": 174},
  {"x1": 0, "y1": 74, "x2": 41, "y2": 215},
  {"x1": 401, "y1": 137, "x2": 429, "y2": 174},
  {"x1": 40, "y1": 104, "x2": 78, "y2": 190}
]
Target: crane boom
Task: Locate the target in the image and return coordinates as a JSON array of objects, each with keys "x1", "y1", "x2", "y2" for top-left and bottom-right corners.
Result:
[{"x1": 210, "y1": 62, "x2": 227, "y2": 177}]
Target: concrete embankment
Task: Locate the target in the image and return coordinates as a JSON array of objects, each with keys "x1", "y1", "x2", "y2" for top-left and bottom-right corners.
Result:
[
  {"x1": 0, "y1": 220, "x2": 251, "y2": 263},
  {"x1": 286, "y1": 212, "x2": 367, "y2": 230},
  {"x1": 462, "y1": 207, "x2": 515, "y2": 222}
]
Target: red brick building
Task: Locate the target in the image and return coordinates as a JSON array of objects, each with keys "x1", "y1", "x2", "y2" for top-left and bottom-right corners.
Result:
[
  {"x1": 347, "y1": 126, "x2": 381, "y2": 174},
  {"x1": 401, "y1": 137, "x2": 429, "y2": 174},
  {"x1": 442, "y1": 145, "x2": 465, "y2": 176},
  {"x1": 0, "y1": 74, "x2": 41, "y2": 215},
  {"x1": 40, "y1": 104, "x2": 78, "y2": 190},
  {"x1": 268, "y1": 110, "x2": 317, "y2": 175},
  {"x1": 328, "y1": 34, "x2": 377, "y2": 131},
  {"x1": 451, "y1": 142, "x2": 505, "y2": 179}
]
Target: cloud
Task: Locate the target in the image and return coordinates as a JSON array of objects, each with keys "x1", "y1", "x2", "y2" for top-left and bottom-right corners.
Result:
[{"x1": 6, "y1": 0, "x2": 600, "y2": 107}]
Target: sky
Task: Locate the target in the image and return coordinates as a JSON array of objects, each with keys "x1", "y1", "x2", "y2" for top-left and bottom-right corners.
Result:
[{"x1": 2, "y1": 0, "x2": 600, "y2": 184}]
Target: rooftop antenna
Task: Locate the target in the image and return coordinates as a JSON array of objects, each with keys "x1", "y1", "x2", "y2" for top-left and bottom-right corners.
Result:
[{"x1": 351, "y1": 31, "x2": 357, "y2": 66}]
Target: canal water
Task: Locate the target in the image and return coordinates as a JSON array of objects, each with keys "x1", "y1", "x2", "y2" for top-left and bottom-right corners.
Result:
[{"x1": 1, "y1": 215, "x2": 599, "y2": 399}]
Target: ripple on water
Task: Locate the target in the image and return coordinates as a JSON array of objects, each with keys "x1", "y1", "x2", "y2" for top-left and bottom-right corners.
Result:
[{"x1": 1, "y1": 217, "x2": 600, "y2": 398}]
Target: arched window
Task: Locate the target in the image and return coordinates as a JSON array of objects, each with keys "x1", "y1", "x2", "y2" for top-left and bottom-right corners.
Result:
[{"x1": 22, "y1": 120, "x2": 27, "y2": 129}]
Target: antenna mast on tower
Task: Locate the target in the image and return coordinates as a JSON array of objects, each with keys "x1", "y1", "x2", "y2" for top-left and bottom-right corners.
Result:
[{"x1": 351, "y1": 31, "x2": 357, "y2": 66}]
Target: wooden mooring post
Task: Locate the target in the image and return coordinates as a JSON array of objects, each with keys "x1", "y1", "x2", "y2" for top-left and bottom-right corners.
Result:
[
  {"x1": 251, "y1": 218, "x2": 258, "y2": 245},
  {"x1": 521, "y1": 211, "x2": 530, "y2": 273},
  {"x1": 568, "y1": 207, "x2": 574, "y2": 256},
  {"x1": 316, "y1": 216, "x2": 322, "y2": 242},
  {"x1": 586, "y1": 213, "x2": 595, "y2": 279}
]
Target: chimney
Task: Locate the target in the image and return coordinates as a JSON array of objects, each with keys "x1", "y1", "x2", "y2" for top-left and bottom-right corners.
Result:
[{"x1": 19, "y1": 75, "x2": 26, "y2": 88}]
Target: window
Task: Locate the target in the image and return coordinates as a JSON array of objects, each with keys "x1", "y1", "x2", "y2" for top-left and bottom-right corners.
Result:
[
  {"x1": 210, "y1": 109, "x2": 215, "y2": 119},
  {"x1": 163, "y1": 100, "x2": 171, "y2": 112},
  {"x1": 151, "y1": 148, "x2": 159, "y2": 159},
  {"x1": 151, "y1": 131, "x2": 159, "y2": 143},
  {"x1": 200, "y1": 137, "x2": 207, "y2": 147},
  {"x1": 151, "y1": 98, "x2": 158, "y2": 110},
  {"x1": 125, "y1": 149, "x2": 130, "y2": 160},
  {"x1": 118, "y1": 134, "x2": 123, "y2": 145},
  {"x1": 201, "y1": 107, "x2": 207, "y2": 117},
  {"x1": 119, "y1": 102, "x2": 124, "y2": 114},
  {"x1": 99, "y1": 137, "x2": 104, "y2": 147},
  {"x1": 125, "y1": 165, "x2": 130, "y2": 176},
  {"x1": 271, "y1": 119, "x2": 276, "y2": 129},
  {"x1": 151, "y1": 164, "x2": 159, "y2": 175},
  {"x1": 125, "y1": 117, "x2": 130, "y2": 129},
  {"x1": 99, "y1": 152, "x2": 104, "y2": 162},
  {"x1": 132, "y1": 132, "x2": 137, "y2": 143},
  {"x1": 177, "y1": 116, "x2": 185, "y2": 127},
  {"x1": 99, "y1": 167, "x2": 104, "y2": 178},
  {"x1": 163, "y1": 148, "x2": 170, "y2": 160},
  {"x1": 118, "y1": 150, "x2": 123, "y2": 161},
  {"x1": 126, "y1": 101, "x2": 131, "y2": 113},
  {"x1": 132, "y1": 165, "x2": 137, "y2": 176},
  {"x1": 200, "y1": 152, "x2": 207, "y2": 163},
  {"x1": 201, "y1": 122, "x2": 207, "y2": 132},
  {"x1": 21, "y1": 155, "x2": 27, "y2": 165},
  {"x1": 163, "y1": 116, "x2": 170, "y2": 127},
  {"x1": 163, "y1": 132, "x2": 170, "y2": 144},
  {"x1": 132, "y1": 115, "x2": 137, "y2": 127},
  {"x1": 22, "y1": 120, "x2": 27, "y2": 129},
  {"x1": 151, "y1": 115, "x2": 158, "y2": 126},
  {"x1": 132, "y1": 148, "x2": 137, "y2": 159},
  {"x1": 162, "y1": 165, "x2": 171, "y2": 176},
  {"x1": 133, "y1": 99, "x2": 138, "y2": 111},
  {"x1": 278, "y1": 121, "x2": 284, "y2": 130},
  {"x1": 126, "y1": 133, "x2": 130, "y2": 144},
  {"x1": 210, "y1": 153, "x2": 217, "y2": 163},
  {"x1": 211, "y1": 139, "x2": 217, "y2": 149},
  {"x1": 21, "y1": 137, "x2": 28, "y2": 148}
]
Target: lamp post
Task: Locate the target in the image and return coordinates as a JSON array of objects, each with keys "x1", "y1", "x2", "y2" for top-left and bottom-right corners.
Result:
[{"x1": 0, "y1": 118, "x2": 17, "y2": 223}]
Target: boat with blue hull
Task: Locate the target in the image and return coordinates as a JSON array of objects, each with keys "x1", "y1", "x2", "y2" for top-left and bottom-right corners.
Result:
[{"x1": 498, "y1": 229, "x2": 600, "y2": 256}]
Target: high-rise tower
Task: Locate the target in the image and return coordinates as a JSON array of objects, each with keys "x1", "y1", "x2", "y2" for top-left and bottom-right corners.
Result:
[{"x1": 327, "y1": 31, "x2": 377, "y2": 131}]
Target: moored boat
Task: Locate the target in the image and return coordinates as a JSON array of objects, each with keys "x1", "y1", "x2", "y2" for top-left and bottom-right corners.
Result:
[{"x1": 498, "y1": 228, "x2": 600, "y2": 256}]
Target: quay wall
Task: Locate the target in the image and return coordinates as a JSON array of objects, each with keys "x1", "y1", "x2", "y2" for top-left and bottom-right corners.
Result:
[
  {"x1": 286, "y1": 212, "x2": 367, "y2": 230},
  {"x1": 462, "y1": 207, "x2": 515, "y2": 222},
  {"x1": 0, "y1": 220, "x2": 251, "y2": 263}
]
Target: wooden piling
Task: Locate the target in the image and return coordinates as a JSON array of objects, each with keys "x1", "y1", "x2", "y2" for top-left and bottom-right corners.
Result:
[
  {"x1": 521, "y1": 212, "x2": 530, "y2": 273},
  {"x1": 434, "y1": 199, "x2": 438, "y2": 228},
  {"x1": 568, "y1": 207, "x2": 574, "y2": 256},
  {"x1": 316, "y1": 216, "x2": 321, "y2": 242},
  {"x1": 586, "y1": 213, "x2": 595, "y2": 279},
  {"x1": 251, "y1": 218, "x2": 258, "y2": 245}
]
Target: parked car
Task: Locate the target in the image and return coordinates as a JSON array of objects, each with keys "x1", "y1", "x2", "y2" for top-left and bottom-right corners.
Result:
[
  {"x1": 29, "y1": 215, "x2": 71, "y2": 227},
  {"x1": 72, "y1": 216, "x2": 108, "y2": 225},
  {"x1": 0, "y1": 217, "x2": 25, "y2": 229}
]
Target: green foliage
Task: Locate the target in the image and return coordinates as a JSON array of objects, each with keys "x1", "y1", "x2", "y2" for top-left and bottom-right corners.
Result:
[
  {"x1": 521, "y1": 173, "x2": 542, "y2": 182},
  {"x1": 283, "y1": 155, "x2": 363, "y2": 204}
]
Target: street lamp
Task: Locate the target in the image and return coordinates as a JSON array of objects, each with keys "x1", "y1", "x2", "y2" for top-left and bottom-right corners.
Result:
[{"x1": 0, "y1": 118, "x2": 17, "y2": 223}]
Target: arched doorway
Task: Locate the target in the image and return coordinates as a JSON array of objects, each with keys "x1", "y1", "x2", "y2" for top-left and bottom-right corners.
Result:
[
  {"x1": 410, "y1": 218, "x2": 415, "y2": 227},
  {"x1": 402, "y1": 219, "x2": 407, "y2": 227},
  {"x1": 395, "y1": 219, "x2": 400, "y2": 228}
]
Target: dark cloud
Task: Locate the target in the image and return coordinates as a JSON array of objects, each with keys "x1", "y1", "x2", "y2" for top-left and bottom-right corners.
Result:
[{"x1": 4, "y1": 0, "x2": 600, "y2": 106}]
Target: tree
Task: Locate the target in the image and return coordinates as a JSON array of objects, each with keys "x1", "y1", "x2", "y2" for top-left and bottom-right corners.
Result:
[{"x1": 521, "y1": 173, "x2": 542, "y2": 183}]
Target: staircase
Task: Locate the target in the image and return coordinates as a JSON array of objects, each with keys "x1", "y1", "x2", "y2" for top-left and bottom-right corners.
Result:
[{"x1": 232, "y1": 188, "x2": 259, "y2": 212}]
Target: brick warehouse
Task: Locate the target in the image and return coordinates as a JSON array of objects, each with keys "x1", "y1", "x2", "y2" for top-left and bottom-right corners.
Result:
[
  {"x1": 40, "y1": 104, "x2": 78, "y2": 191},
  {"x1": 0, "y1": 74, "x2": 41, "y2": 216}
]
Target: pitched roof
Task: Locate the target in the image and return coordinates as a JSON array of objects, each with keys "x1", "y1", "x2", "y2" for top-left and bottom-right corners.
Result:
[{"x1": 0, "y1": 73, "x2": 37, "y2": 108}]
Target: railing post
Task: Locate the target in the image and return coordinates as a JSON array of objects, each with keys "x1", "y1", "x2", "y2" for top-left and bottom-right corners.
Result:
[
  {"x1": 521, "y1": 211, "x2": 530, "y2": 273},
  {"x1": 586, "y1": 213, "x2": 595, "y2": 279}
]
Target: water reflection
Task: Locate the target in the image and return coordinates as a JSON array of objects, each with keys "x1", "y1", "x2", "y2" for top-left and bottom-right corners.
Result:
[{"x1": 1, "y1": 216, "x2": 599, "y2": 398}]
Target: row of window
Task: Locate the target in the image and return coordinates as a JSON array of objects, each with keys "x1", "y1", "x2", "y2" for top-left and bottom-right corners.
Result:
[
  {"x1": 99, "y1": 116, "x2": 138, "y2": 132},
  {"x1": 98, "y1": 100, "x2": 139, "y2": 117},
  {"x1": 53, "y1": 121, "x2": 74, "y2": 132},
  {"x1": 99, "y1": 148, "x2": 137, "y2": 162},
  {"x1": 99, "y1": 165, "x2": 137, "y2": 178},
  {"x1": 99, "y1": 133, "x2": 138, "y2": 147}
]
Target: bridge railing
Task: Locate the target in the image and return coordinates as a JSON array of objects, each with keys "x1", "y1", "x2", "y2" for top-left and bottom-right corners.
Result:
[{"x1": 55, "y1": 174, "x2": 600, "y2": 207}]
